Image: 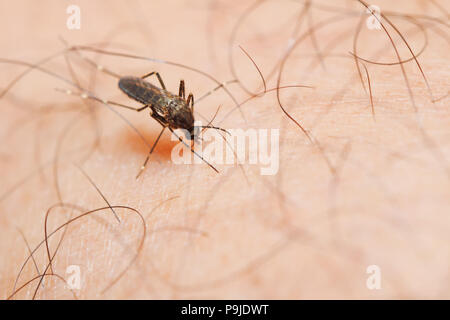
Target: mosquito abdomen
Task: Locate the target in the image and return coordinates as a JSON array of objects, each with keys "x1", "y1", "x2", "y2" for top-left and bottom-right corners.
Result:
[{"x1": 118, "y1": 76, "x2": 164, "y2": 105}]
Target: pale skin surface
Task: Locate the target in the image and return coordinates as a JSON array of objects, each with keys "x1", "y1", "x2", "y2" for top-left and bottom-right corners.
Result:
[{"x1": 0, "y1": 0, "x2": 449, "y2": 299}]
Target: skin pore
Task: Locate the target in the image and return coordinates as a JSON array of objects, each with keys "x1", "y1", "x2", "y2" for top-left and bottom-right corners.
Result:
[{"x1": 0, "y1": 0, "x2": 449, "y2": 299}]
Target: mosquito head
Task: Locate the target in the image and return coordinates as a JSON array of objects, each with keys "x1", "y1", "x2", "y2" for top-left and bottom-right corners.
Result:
[
  {"x1": 184, "y1": 126, "x2": 200, "y2": 142},
  {"x1": 184, "y1": 125, "x2": 230, "y2": 143}
]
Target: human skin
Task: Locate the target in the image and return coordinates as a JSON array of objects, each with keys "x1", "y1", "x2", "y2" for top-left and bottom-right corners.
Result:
[{"x1": 0, "y1": 0, "x2": 449, "y2": 299}]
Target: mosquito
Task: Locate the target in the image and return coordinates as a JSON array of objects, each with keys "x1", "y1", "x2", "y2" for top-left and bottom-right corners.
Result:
[
  {"x1": 118, "y1": 72, "x2": 230, "y2": 178},
  {"x1": 58, "y1": 51, "x2": 233, "y2": 178}
]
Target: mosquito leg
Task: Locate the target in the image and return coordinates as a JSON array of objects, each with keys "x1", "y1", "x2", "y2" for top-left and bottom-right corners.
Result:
[
  {"x1": 179, "y1": 80, "x2": 185, "y2": 99},
  {"x1": 64, "y1": 43, "x2": 122, "y2": 79},
  {"x1": 56, "y1": 88, "x2": 149, "y2": 112},
  {"x1": 168, "y1": 127, "x2": 218, "y2": 173},
  {"x1": 136, "y1": 126, "x2": 166, "y2": 179},
  {"x1": 187, "y1": 93, "x2": 194, "y2": 113},
  {"x1": 196, "y1": 79, "x2": 238, "y2": 104},
  {"x1": 141, "y1": 71, "x2": 166, "y2": 90},
  {"x1": 109, "y1": 102, "x2": 149, "y2": 112}
]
